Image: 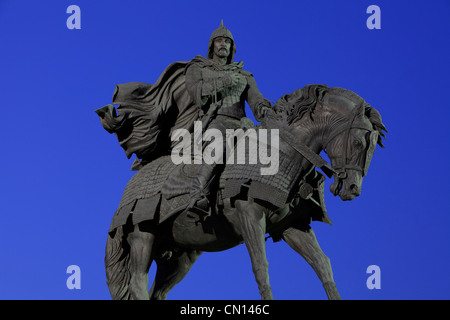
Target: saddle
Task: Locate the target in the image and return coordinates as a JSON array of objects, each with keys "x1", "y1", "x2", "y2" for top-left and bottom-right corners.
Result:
[{"x1": 159, "y1": 163, "x2": 218, "y2": 222}]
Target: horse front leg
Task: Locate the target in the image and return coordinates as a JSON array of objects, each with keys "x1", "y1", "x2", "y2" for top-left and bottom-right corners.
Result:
[
  {"x1": 282, "y1": 226, "x2": 341, "y2": 300},
  {"x1": 235, "y1": 198, "x2": 273, "y2": 300}
]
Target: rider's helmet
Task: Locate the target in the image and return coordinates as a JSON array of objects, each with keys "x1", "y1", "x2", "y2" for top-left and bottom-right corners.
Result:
[{"x1": 207, "y1": 20, "x2": 236, "y2": 64}]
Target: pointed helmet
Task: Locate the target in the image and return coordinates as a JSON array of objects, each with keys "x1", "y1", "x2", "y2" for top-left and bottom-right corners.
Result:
[{"x1": 207, "y1": 20, "x2": 236, "y2": 64}]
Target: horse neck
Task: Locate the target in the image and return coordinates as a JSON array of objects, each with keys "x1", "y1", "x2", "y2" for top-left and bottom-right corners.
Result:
[
  {"x1": 299, "y1": 99, "x2": 350, "y2": 151},
  {"x1": 285, "y1": 117, "x2": 324, "y2": 156},
  {"x1": 267, "y1": 118, "x2": 322, "y2": 184}
]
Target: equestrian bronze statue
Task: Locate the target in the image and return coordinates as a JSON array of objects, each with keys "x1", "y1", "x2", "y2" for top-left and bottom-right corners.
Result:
[{"x1": 95, "y1": 21, "x2": 387, "y2": 300}]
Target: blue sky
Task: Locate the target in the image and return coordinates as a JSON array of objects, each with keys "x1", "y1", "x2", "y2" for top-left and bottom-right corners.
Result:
[{"x1": 0, "y1": 0, "x2": 449, "y2": 300}]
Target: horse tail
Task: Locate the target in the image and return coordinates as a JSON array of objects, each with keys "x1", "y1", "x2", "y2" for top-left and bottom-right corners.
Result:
[{"x1": 105, "y1": 226, "x2": 132, "y2": 300}]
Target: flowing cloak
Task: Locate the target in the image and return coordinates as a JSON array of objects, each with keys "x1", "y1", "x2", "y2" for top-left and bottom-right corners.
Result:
[
  {"x1": 95, "y1": 56, "x2": 252, "y2": 169},
  {"x1": 95, "y1": 61, "x2": 198, "y2": 168}
]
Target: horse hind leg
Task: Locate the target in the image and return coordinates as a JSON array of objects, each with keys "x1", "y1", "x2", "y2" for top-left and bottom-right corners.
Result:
[
  {"x1": 127, "y1": 221, "x2": 156, "y2": 300},
  {"x1": 282, "y1": 226, "x2": 341, "y2": 300},
  {"x1": 105, "y1": 226, "x2": 132, "y2": 300},
  {"x1": 149, "y1": 250, "x2": 202, "y2": 300}
]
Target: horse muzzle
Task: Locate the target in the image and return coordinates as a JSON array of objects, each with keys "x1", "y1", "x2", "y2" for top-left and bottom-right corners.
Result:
[
  {"x1": 339, "y1": 185, "x2": 361, "y2": 201},
  {"x1": 330, "y1": 172, "x2": 362, "y2": 201}
]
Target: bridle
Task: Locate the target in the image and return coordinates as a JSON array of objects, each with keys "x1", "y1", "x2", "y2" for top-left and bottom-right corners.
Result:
[
  {"x1": 264, "y1": 100, "x2": 378, "y2": 191},
  {"x1": 321, "y1": 101, "x2": 378, "y2": 194}
]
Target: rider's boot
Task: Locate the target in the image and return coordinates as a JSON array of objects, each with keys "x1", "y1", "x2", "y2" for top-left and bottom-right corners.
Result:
[{"x1": 185, "y1": 163, "x2": 216, "y2": 217}]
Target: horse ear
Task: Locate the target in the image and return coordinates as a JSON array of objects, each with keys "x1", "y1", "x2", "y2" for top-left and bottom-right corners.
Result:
[
  {"x1": 356, "y1": 102, "x2": 365, "y2": 117},
  {"x1": 364, "y1": 105, "x2": 388, "y2": 147}
]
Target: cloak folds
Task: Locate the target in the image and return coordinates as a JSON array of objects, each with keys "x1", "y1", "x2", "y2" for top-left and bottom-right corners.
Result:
[{"x1": 95, "y1": 61, "x2": 197, "y2": 166}]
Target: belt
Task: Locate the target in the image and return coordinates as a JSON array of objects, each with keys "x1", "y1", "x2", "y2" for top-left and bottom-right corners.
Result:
[{"x1": 216, "y1": 102, "x2": 246, "y2": 119}]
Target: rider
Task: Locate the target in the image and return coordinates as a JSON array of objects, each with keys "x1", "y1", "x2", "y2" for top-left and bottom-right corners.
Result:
[{"x1": 184, "y1": 20, "x2": 273, "y2": 215}]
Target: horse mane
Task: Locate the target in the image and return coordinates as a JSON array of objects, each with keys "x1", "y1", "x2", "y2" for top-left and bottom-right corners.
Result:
[
  {"x1": 273, "y1": 85, "x2": 387, "y2": 147},
  {"x1": 273, "y1": 84, "x2": 329, "y2": 124},
  {"x1": 328, "y1": 87, "x2": 366, "y2": 107}
]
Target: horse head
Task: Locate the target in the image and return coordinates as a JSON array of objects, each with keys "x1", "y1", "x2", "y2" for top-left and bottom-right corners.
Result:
[
  {"x1": 321, "y1": 87, "x2": 387, "y2": 201},
  {"x1": 273, "y1": 85, "x2": 387, "y2": 201}
]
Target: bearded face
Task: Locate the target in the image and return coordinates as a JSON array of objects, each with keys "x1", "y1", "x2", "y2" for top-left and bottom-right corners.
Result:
[{"x1": 213, "y1": 37, "x2": 232, "y2": 60}]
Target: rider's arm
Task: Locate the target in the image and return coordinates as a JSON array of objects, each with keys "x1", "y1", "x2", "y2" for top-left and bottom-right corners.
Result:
[{"x1": 246, "y1": 75, "x2": 273, "y2": 122}]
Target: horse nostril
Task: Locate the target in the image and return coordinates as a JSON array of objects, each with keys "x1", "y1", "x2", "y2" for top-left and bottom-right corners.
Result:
[{"x1": 350, "y1": 184, "x2": 360, "y2": 195}]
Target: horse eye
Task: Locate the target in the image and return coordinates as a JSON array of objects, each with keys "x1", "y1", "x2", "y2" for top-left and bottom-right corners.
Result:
[{"x1": 353, "y1": 140, "x2": 363, "y2": 148}]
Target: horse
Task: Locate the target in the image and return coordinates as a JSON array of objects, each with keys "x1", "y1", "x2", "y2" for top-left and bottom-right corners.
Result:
[{"x1": 103, "y1": 84, "x2": 387, "y2": 300}]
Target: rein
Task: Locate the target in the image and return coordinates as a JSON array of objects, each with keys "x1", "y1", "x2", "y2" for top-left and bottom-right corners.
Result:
[
  {"x1": 262, "y1": 119, "x2": 337, "y2": 179},
  {"x1": 263, "y1": 99, "x2": 374, "y2": 190}
]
